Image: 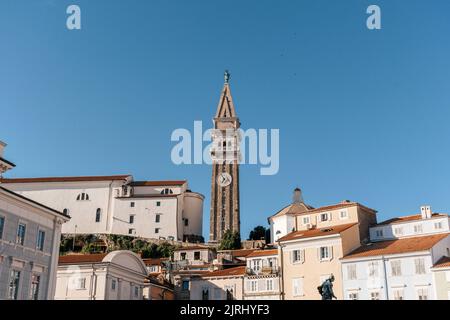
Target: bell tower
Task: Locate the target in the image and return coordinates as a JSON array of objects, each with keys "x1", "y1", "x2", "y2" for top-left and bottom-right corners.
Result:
[{"x1": 209, "y1": 71, "x2": 241, "y2": 242}]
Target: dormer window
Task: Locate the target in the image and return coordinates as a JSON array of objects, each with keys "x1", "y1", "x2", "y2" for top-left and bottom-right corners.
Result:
[
  {"x1": 76, "y1": 193, "x2": 89, "y2": 201},
  {"x1": 161, "y1": 188, "x2": 173, "y2": 195}
]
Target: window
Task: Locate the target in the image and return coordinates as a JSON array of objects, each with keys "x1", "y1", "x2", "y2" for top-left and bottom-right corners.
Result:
[
  {"x1": 156, "y1": 201, "x2": 161, "y2": 207},
  {"x1": 302, "y1": 216, "x2": 310, "y2": 225},
  {"x1": 128, "y1": 228, "x2": 135, "y2": 235},
  {"x1": 391, "y1": 260, "x2": 402, "y2": 276},
  {"x1": 434, "y1": 222, "x2": 443, "y2": 230},
  {"x1": 180, "y1": 252, "x2": 187, "y2": 260},
  {"x1": 202, "y1": 289, "x2": 209, "y2": 300},
  {"x1": 320, "y1": 213, "x2": 330, "y2": 222},
  {"x1": 414, "y1": 224, "x2": 423, "y2": 234},
  {"x1": 95, "y1": 209, "x2": 101, "y2": 223},
  {"x1": 129, "y1": 215, "x2": 135, "y2": 224},
  {"x1": 319, "y1": 246, "x2": 332, "y2": 261},
  {"x1": 266, "y1": 279, "x2": 274, "y2": 291},
  {"x1": 415, "y1": 258, "x2": 426, "y2": 275},
  {"x1": 339, "y1": 210, "x2": 348, "y2": 220},
  {"x1": 76, "y1": 278, "x2": 86, "y2": 290},
  {"x1": 292, "y1": 249, "x2": 305, "y2": 264},
  {"x1": 194, "y1": 251, "x2": 201, "y2": 261},
  {"x1": 111, "y1": 280, "x2": 117, "y2": 290},
  {"x1": 8, "y1": 270, "x2": 21, "y2": 300},
  {"x1": 155, "y1": 214, "x2": 161, "y2": 223},
  {"x1": 161, "y1": 188, "x2": 173, "y2": 195},
  {"x1": 368, "y1": 261, "x2": 379, "y2": 278},
  {"x1": 394, "y1": 227, "x2": 403, "y2": 236},
  {"x1": 63, "y1": 208, "x2": 69, "y2": 216},
  {"x1": 252, "y1": 259, "x2": 261, "y2": 271},
  {"x1": 370, "y1": 291, "x2": 380, "y2": 300},
  {"x1": 17, "y1": 223, "x2": 26, "y2": 245},
  {"x1": 155, "y1": 228, "x2": 160, "y2": 234},
  {"x1": 184, "y1": 219, "x2": 189, "y2": 226},
  {"x1": 393, "y1": 289, "x2": 404, "y2": 300},
  {"x1": 347, "y1": 264, "x2": 357, "y2": 280},
  {"x1": 130, "y1": 202, "x2": 135, "y2": 208},
  {"x1": 375, "y1": 229, "x2": 383, "y2": 237},
  {"x1": 30, "y1": 274, "x2": 40, "y2": 300},
  {"x1": 417, "y1": 287, "x2": 428, "y2": 300},
  {"x1": 250, "y1": 280, "x2": 257, "y2": 292},
  {"x1": 134, "y1": 286, "x2": 139, "y2": 297},
  {"x1": 226, "y1": 289, "x2": 234, "y2": 300},
  {"x1": 182, "y1": 281, "x2": 190, "y2": 291},
  {"x1": 36, "y1": 230, "x2": 45, "y2": 251},
  {"x1": 292, "y1": 278, "x2": 304, "y2": 297},
  {"x1": 348, "y1": 292, "x2": 359, "y2": 300},
  {"x1": 76, "y1": 193, "x2": 89, "y2": 201},
  {"x1": 0, "y1": 216, "x2": 4, "y2": 239}
]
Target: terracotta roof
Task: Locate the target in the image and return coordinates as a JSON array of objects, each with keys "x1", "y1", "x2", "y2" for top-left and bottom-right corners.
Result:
[
  {"x1": 0, "y1": 186, "x2": 70, "y2": 219},
  {"x1": 269, "y1": 201, "x2": 377, "y2": 221},
  {"x1": 218, "y1": 249, "x2": 255, "y2": 258},
  {"x1": 278, "y1": 223, "x2": 358, "y2": 242},
  {"x1": 201, "y1": 266, "x2": 245, "y2": 278},
  {"x1": 59, "y1": 253, "x2": 108, "y2": 264},
  {"x1": 174, "y1": 245, "x2": 211, "y2": 252},
  {"x1": 0, "y1": 175, "x2": 131, "y2": 184},
  {"x1": 246, "y1": 249, "x2": 278, "y2": 258},
  {"x1": 130, "y1": 180, "x2": 186, "y2": 187},
  {"x1": 376, "y1": 213, "x2": 448, "y2": 226},
  {"x1": 432, "y1": 256, "x2": 450, "y2": 269},
  {"x1": 0, "y1": 157, "x2": 16, "y2": 167},
  {"x1": 343, "y1": 233, "x2": 450, "y2": 260}
]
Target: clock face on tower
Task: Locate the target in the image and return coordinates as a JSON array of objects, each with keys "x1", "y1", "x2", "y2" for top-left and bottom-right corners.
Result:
[{"x1": 218, "y1": 172, "x2": 232, "y2": 187}]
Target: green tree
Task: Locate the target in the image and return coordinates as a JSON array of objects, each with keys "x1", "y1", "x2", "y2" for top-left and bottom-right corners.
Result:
[
  {"x1": 218, "y1": 230, "x2": 241, "y2": 250},
  {"x1": 248, "y1": 226, "x2": 267, "y2": 241}
]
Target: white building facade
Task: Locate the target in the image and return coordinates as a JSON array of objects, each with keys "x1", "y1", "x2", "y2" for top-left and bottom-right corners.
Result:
[
  {"x1": 243, "y1": 249, "x2": 282, "y2": 300},
  {"x1": 55, "y1": 251, "x2": 148, "y2": 300},
  {"x1": 341, "y1": 207, "x2": 450, "y2": 300},
  {"x1": 1, "y1": 176, "x2": 204, "y2": 242},
  {"x1": 0, "y1": 141, "x2": 70, "y2": 300}
]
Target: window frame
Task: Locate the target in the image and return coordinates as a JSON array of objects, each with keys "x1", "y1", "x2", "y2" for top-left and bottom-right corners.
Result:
[
  {"x1": 391, "y1": 260, "x2": 402, "y2": 277},
  {"x1": 0, "y1": 215, "x2": 5, "y2": 239},
  {"x1": 16, "y1": 222, "x2": 26, "y2": 246},
  {"x1": 347, "y1": 264, "x2": 357, "y2": 280},
  {"x1": 36, "y1": 229, "x2": 46, "y2": 251},
  {"x1": 319, "y1": 246, "x2": 332, "y2": 262},
  {"x1": 339, "y1": 210, "x2": 349, "y2": 220},
  {"x1": 8, "y1": 269, "x2": 21, "y2": 300}
]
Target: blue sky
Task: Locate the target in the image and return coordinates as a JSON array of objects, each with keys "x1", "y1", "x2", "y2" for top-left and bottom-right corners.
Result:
[{"x1": 1, "y1": 0, "x2": 450, "y2": 241}]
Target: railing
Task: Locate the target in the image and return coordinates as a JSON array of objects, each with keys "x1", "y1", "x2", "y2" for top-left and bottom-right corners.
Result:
[{"x1": 245, "y1": 266, "x2": 280, "y2": 276}]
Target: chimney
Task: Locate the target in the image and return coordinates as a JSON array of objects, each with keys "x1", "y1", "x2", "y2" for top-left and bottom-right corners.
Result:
[
  {"x1": 420, "y1": 205, "x2": 432, "y2": 219},
  {"x1": 0, "y1": 141, "x2": 6, "y2": 158},
  {"x1": 293, "y1": 187, "x2": 304, "y2": 204}
]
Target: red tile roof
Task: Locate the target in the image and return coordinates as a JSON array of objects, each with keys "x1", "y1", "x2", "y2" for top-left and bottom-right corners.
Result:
[
  {"x1": 432, "y1": 256, "x2": 450, "y2": 269},
  {"x1": 59, "y1": 253, "x2": 108, "y2": 264},
  {"x1": 376, "y1": 213, "x2": 448, "y2": 226},
  {"x1": 1, "y1": 175, "x2": 131, "y2": 183},
  {"x1": 343, "y1": 233, "x2": 450, "y2": 259},
  {"x1": 270, "y1": 201, "x2": 377, "y2": 220},
  {"x1": 246, "y1": 249, "x2": 278, "y2": 258},
  {"x1": 278, "y1": 223, "x2": 358, "y2": 242},
  {"x1": 218, "y1": 249, "x2": 255, "y2": 257},
  {"x1": 130, "y1": 181, "x2": 186, "y2": 187},
  {"x1": 201, "y1": 266, "x2": 245, "y2": 278}
]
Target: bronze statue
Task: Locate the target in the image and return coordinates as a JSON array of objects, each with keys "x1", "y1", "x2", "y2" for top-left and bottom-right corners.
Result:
[{"x1": 318, "y1": 274, "x2": 337, "y2": 300}]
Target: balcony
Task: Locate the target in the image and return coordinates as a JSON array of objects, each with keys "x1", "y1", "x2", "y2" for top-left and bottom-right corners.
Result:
[{"x1": 245, "y1": 266, "x2": 279, "y2": 276}]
